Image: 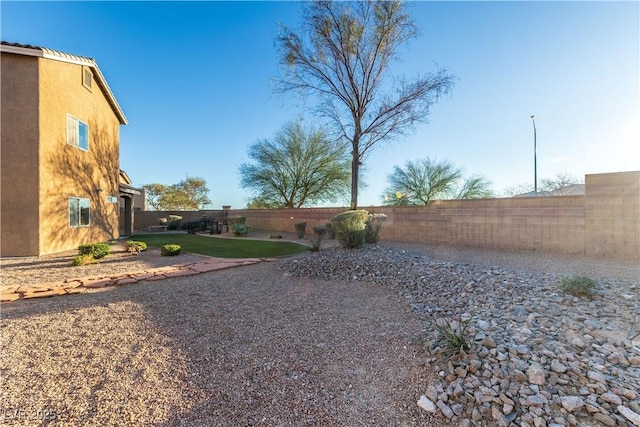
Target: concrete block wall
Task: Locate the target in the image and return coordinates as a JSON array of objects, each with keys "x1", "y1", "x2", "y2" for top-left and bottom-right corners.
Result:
[
  {"x1": 134, "y1": 171, "x2": 639, "y2": 261},
  {"x1": 585, "y1": 171, "x2": 639, "y2": 259}
]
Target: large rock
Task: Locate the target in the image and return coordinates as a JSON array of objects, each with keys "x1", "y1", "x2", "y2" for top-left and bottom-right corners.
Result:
[
  {"x1": 417, "y1": 395, "x2": 437, "y2": 413},
  {"x1": 618, "y1": 405, "x2": 640, "y2": 426},
  {"x1": 561, "y1": 396, "x2": 585, "y2": 412},
  {"x1": 527, "y1": 363, "x2": 546, "y2": 385}
]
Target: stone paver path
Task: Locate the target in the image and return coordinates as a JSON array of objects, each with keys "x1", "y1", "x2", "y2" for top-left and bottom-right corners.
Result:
[{"x1": 0, "y1": 257, "x2": 274, "y2": 303}]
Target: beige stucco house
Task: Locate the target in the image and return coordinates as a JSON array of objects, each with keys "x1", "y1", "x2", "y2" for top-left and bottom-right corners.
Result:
[{"x1": 1, "y1": 41, "x2": 130, "y2": 256}]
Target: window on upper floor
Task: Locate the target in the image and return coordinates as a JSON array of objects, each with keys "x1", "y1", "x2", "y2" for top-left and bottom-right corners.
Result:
[
  {"x1": 67, "y1": 114, "x2": 89, "y2": 151},
  {"x1": 69, "y1": 197, "x2": 90, "y2": 227}
]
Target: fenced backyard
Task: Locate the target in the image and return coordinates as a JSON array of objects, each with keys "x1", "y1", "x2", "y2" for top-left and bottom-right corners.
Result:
[{"x1": 134, "y1": 171, "x2": 640, "y2": 261}]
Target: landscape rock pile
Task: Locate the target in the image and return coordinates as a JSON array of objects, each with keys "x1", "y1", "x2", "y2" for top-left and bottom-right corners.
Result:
[{"x1": 280, "y1": 245, "x2": 640, "y2": 426}]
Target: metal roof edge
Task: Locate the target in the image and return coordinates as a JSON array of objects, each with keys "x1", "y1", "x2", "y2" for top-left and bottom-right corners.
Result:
[{"x1": 1, "y1": 41, "x2": 128, "y2": 125}]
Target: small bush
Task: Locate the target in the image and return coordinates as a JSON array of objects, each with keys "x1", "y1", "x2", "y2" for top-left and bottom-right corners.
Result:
[
  {"x1": 309, "y1": 226, "x2": 327, "y2": 252},
  {"x1": 227, "y1": 216, "x2": 248, "y2": 236},
  {"x1": 331, "y1": 210, "x2": 369, "y2": 249},
  {"x1": 161, "y1": 244, "x2": 182, "y2": 256},
  {"x1": 126, "y1": 240, "x2": 147, "y2": 254},
  {"x1": 365, "y1": 213, "x2": 387, "y2": 244},
  {"x1": 294, "y1": 222, "x2": 307, "y2": 239},
  {"x1": 227, "y1": 216, "x2": 246, "y2": 227},
  {"x1": 432, "y1": 317, "x2": 472, "y2": 357},
  {"x1": 70, "y1": 254, "x2": 97, "y2": 266},
  {"x1": 561, "y1": 275, "x2": 596, "y2": 298},
  {"x1": 231, "y1": 223, "x2": 248, "y2": 237},
  {"x1": 78, "y1": 243, "x2": 111, "y2": 259}
]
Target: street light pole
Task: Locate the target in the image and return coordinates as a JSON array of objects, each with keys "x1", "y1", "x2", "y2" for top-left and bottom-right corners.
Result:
[{"x1": 530, "y1": 115, "x2": 537, "y2": 196}]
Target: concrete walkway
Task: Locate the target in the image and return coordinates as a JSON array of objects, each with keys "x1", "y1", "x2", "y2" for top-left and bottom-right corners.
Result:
[{"x1": 0, "y1": 257, "x2": 275, "y2": 303}]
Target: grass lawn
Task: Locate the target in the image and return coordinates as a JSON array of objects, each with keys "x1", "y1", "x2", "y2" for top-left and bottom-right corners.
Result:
[{"x1": 129, "y1": 233, "x2": 309, "y2": 258}]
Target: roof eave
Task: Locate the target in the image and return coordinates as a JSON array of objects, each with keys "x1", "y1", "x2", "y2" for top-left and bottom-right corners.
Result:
[{"x1": 0, "y1": 43, "x2": 128, "y2": 125}]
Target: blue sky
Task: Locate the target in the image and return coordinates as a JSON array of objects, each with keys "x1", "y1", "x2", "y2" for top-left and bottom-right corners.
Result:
[{"x1": 3, "y1": 1, "x2": 638, "y2": 208}]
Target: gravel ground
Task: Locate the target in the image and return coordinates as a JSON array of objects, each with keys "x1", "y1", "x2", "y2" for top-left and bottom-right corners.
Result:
[
  {"x1": 0, "y1": 260, "x2": 442, "y2": 426},
  {"x1": 0, "y1": 242, "x2": 208, "y2": 289},
  {"x1": 1, "y1": 237, "x2": 638, "y2": 426},
  {"x1": 280, "y1": 243, "x2": 640, "y2": 426}
]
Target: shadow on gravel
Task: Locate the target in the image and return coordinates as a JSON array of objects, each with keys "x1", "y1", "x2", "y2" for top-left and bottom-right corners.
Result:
[{"x1": 0, "y1": 262, "x2": 445, "y2": 426}]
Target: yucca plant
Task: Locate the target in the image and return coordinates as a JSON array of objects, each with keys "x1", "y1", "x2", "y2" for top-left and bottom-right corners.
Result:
[{"x1": 432, "y1": 317, "x2": 472, "y2": 357}]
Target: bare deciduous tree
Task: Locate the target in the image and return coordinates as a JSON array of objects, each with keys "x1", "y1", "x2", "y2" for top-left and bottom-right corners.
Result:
[
  {"x1": 277, "y1": 0, "x2": 456, "y2": 209},
  {"x1": 504, "y1": 172, "x2": 584, "y2": 197},
  {"x1": 540, "y1": 172, "x2": 583, "y2": 195}
]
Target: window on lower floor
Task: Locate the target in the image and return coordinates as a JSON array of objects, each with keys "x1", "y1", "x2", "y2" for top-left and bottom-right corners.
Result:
[
  {"x1": 67, "y1": 114, "x2": 89, "y2": 151},
  {"x1": 69, "y1": 197, "x2": 90, "y2": 227}
]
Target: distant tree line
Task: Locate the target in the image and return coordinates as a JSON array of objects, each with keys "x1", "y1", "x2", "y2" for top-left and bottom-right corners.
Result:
[{"x1": 143, "y1": 177, "x2": 211, "y2": 211}]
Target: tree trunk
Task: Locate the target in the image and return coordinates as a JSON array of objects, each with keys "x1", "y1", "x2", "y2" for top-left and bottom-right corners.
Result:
[
  {"x1": 350, "y1": 132, "x2": 360, "y2": 210},
  {"x1": 350, "y1": 154, "x2": 359, "y2": 210}
]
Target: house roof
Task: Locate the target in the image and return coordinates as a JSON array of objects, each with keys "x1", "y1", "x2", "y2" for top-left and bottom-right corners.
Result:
[
  {"x1": 119, "y1": 170, "x2": 142, "y2": 195},
  {"x1": 0, "y1": 41, "x2": 127, "y2": 125},
  {"x1": 119, "y1": 170, "x2": 133, "y2": 186},
  {"x1": 514, "y1": 184, "x2": 585, "y2": 197}
]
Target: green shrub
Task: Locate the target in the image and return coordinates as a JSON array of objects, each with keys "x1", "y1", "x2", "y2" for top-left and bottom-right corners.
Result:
[
  {"x1": 70, "y1": 254, "x2": 97, "y2": 266},
  {"x1": 78, "y1": 243, "x2": 111, "y2": 259},
  {"x1": 561, "y1": 275, "x2": 596, "y2": 298},
  {"x1": 365, "y1": 213, "x2": 387, "y2": 244},
  {"x1": 126, "y1": 240, "x2": 147, "y2": 254},
  {"x1": 226, "y1": 216, "x2": 249, "y2": 236},
  {"x1": 231, "y1": 223, "x2": 248, "y2": 237},
  {"x1": 294, "y1": 222, "x2": 307, "y2": 239},
  {"x1": 161, "y1": 244, "x2": 182, "y2": 256},
  {"x1": 330, "y1": 210, "x2": 369, "y2": 249},
  {"x1": 227, "y1": 216, "x2": 246, "y2": 227},
  {"x1": 309, "y1": 226, "x2": 327, "y2": 252}
]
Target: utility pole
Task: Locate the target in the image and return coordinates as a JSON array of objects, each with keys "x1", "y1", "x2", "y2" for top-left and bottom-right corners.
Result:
[{"x1": 530, "y1": 115, "x2": 537, "y2": 196}]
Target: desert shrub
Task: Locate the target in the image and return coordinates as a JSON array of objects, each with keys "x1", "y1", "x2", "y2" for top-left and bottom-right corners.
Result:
[
  {"x1": 70, "y1": 254, "x2": 97, "y2": 266},
  {"x1": 231, "y1": 223, "x2": 248, "y2": 237},
  {"x1": 364, "y1": 213, "x2": 387, "y2": 244},
  {"x1": 561, "y1": 275, "x2": 596, "y2": 298},
  {"x1": 330, "y1": 210, "x2": 369, "y2": 249},
  {"x1": 294, "y1": 222, "x2": 307, "y2": 239},
  {"x1": 432, "y1": 317, "x2": 472, "y2": 357},
  {"x1": 226, "y1": 216, "x2": 248, "y2": 236},
  {"x1": 227, "y1": 216, "x2": 246, "y2": 227},
  {"x1": 78, "y1": 243, "x2": 111, "y2": 259},
  {"x1": 309, "y1": 225, "x2": 327, "y2": 252},
  {"x1": 126, "y1": 240, "x2": 147, "y2": 254},
  {"x1": 161, "y1": 244, "x2": 182, "y2": 256}
]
